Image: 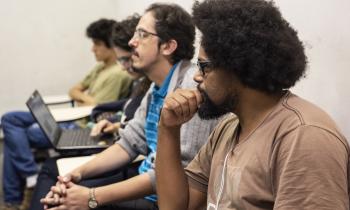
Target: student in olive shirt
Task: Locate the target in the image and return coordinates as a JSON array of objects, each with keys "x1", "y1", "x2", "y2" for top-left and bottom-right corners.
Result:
[{"x1": 0, "y1": 18, "x2": 131, "y2": 210}]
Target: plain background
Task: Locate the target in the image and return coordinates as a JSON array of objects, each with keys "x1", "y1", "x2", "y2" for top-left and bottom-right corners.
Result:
[{"x1": 0, "y1": 0, "x2": 349, "y2": 140}]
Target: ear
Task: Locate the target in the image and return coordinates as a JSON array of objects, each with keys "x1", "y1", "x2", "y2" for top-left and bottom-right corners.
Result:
[{"x1": 160, "y1": 39, "x2": 178, "y2": 56}]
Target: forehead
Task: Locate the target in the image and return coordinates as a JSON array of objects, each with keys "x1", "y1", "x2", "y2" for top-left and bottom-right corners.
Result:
[
  {"x1": 137, "y1": 11, "x2": 156, "y2": 31},
  {"x1": 198, "y1": 46, "x2": 209, "y2": 60}
]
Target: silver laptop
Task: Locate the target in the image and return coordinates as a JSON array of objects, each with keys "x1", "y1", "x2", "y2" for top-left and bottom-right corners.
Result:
[{"x1": 26, "y1": 90, "x2": 115, "y2": 151}]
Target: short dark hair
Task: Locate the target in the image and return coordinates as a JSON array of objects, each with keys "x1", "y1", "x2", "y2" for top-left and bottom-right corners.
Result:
[
  {"x1": 146, "y1": 3, "x2": 195, "y2": 64},
  {"x1": 86, "y1": 18, "x2": 117, "y2": 48},
  {"x1": 193, "y1": 0, "x2": 307, "y2": 93},
  {"x1": 111, "y1": 14, "x2": 140, "y2": 51}
]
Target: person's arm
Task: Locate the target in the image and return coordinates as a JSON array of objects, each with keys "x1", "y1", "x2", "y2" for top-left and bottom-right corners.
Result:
[
  {"x1": 40, "y1": 144, "x2": 131, "y2": 208},
  {"x1": 156, "y1": 89, "x2": 206, "y2": 210},
  {"x1": 41, "y1": 99, "x2": 150, "y2": 207},
  {"x1": 46, "y1": 172, "x2": 154, "y2": 210},
  {"x1": 73, "y1": 143, "x2": 131, "y2": 180},
  {"x1": 90, "y1": 119, "x2": 120, "y2": 136},
  {"x1": 94, "y1": 173, "x2": 153, "y2": 205},
  {"x1": 81, "y1": 89, "x2": 154, "y2": 177},
  {"x1": 68, "y1": 83, "x2": 96, "y2": 106}
]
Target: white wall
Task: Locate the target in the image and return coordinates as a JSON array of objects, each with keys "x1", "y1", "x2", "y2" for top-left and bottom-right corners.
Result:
[
  {"x1": 1, "y1": 0, "x2": 349, "y2": 140},
  {"x1": 275, "y1": 0, "x2": 350, "y2": 140},
  {"x1": 115, "y1": 0, "x2": 350, "y2": 139},
  {"x1": 0, "y1": 0, "x2": 119, "y2": 113}
]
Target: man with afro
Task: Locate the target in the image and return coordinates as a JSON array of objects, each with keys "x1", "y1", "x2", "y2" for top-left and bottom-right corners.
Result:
[{"x1": 156, "y1": 0, "x2": 349, "y2": 209}]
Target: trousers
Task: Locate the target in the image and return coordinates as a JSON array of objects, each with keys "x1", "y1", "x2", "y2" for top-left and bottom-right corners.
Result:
[{"x1": 1, "y1": 111, "x2": 77, "y2": 203}]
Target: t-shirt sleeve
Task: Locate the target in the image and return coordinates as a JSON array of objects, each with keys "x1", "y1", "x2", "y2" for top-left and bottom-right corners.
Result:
[
  {"x1": 185, "y1": 135, "x2": 213, "y2": 193},
  {"x1": 80, "y1": 66, "x2": 99, "y2": 89},
  {"x1": 271, "y1": 125, "x2": 349, "y2": 210},
  {"x1": 184, "y1": 118, "x2": 229, "y2": 194}
]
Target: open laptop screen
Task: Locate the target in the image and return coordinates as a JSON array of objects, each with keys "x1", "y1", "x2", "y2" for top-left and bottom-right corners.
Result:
[{"x1": 26, "y1": 90, "x2": 60, "y2": 145}]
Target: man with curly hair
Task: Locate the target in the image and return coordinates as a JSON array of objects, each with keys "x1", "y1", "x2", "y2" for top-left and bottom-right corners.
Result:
[
  {"x1": 38, "y1": 3, "x2": 219, "y2": 210},
  {"x1": 156, "y1": 0, "x2": 349, "y2": 209}
]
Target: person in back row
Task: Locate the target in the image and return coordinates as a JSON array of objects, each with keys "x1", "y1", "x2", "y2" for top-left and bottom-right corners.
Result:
[
  {"x1": 36, "y1": 4, "x2": 220, "y2": 210},
  {"x1": 90, "y1": 15, "x2": 152, "y2": 136},
  {"x1": 156, "y1": 0, "x2": 350, "y2": 209},
  {"x1": 0, "y1": 18, "x2": 132, "y2": 210},
  {"x1": 69, "y1": 18, "x2": 132, "y2": 106}
]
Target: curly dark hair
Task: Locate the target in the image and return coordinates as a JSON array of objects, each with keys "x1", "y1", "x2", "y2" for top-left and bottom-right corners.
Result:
[
  {"x1": 146, "y1": 3, "x2": 195, "y2": 64},
  {"x1": 111, "y1": 14, "x2": 140, "y2": 51},
  {"x1": 86, "y1": 18, "x2": 117, "y2": 48},
  {"x1": 193, "y1": 0, "x2": 307, "y2": 93}
]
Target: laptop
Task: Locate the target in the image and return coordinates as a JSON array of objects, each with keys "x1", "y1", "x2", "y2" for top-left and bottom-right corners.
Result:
[{"x1": 26, "y1": 90, "x2": 116, "y2": 152}]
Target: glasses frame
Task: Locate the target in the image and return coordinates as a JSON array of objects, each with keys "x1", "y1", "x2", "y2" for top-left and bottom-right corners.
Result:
[{"x1": 133, "y1": 28, "x2": 159, "y2": 40}]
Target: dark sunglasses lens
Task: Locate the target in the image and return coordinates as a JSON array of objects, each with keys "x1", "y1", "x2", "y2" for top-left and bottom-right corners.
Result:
[{"x1": 197, "y1": 61, "x2": 210, "y2": 75}]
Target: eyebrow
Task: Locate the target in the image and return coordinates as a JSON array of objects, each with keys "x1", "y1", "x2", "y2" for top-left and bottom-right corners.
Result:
[
  {"x1": 136, "y1": 27, "x2": 157, "y2": 34},
  {"x1": 136, "y1": 27, "x2": 147, "y2": 31}
]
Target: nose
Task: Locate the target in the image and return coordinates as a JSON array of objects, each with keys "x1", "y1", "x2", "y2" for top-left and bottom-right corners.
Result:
[
  {"x1": 128, "y1": 36, "x2": 138, "y2": 48},
  {"x1": 193, "y1": 69, "x2": 203, "y2": 84}
]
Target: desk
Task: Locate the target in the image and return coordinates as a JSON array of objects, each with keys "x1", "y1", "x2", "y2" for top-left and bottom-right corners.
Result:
[
  {"x1": 57, "y1": 155, "x2": 145, "y2": 176},
  {"x1": 43, "y1": 94, "x2": 73, "y2": 106},
  {"x1": 50, "y1": 106, "x2": 94, "y2": 122}
]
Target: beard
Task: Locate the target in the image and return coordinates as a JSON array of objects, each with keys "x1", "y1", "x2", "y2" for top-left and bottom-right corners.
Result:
[
  {"x1": 128, "y1": 66, "x2": 143, "y2": 74},
  {"x1": 197, "y1": 85, "x2": 237, "y2": 120}
]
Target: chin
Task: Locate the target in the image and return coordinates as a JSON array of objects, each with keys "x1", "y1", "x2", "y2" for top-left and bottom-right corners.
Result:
[{"x1": 132, "y1": 63, "x2": 142, "y2": 70}]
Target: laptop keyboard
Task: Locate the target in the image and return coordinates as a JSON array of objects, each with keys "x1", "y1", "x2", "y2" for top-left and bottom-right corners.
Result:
[{"x1": 58, "y1": 129, "x2": 96, "y2": 147}]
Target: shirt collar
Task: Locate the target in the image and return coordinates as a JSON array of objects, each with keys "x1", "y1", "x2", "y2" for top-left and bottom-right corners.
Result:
[{"x1": 153, "y1": 62, "x2": 179, "y2": 97}]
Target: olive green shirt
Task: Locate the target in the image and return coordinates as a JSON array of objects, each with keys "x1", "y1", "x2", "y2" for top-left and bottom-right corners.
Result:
[{"x1": 81, "y1": 62, "x2": 132, "y2": 104}]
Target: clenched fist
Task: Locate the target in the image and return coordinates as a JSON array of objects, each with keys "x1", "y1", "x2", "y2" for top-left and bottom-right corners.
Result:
[{"x1": 160, "y1": 89, "x2": 203, "y2": 128}]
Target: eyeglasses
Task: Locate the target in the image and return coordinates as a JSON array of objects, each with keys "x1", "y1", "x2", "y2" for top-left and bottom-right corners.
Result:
[
  {"x1": 197, "y1": 60, "x2": 212, "y2": 76},
  {"x1": 133, "y1": 28, "x2": 159, "y2": 40}
]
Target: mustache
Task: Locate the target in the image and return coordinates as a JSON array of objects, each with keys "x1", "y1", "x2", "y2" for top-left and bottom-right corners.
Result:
[
  {"x1": 131, "y1": 49, "x2": 139, "y2": 57},
  {"x1": 196, "y1": 85, "x2": 208, "y2": 98}
]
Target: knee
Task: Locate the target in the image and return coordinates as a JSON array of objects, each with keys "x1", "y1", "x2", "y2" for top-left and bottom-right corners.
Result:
[
  {"x1": 1, "y1": 111, "x2": 31, "y2": 128},
  {"x1": 1, "y1": 112, "x2": 16, "y2": 126},
  {"x1": 27, "y1": 123, "x2": 42, "y2": 140}
]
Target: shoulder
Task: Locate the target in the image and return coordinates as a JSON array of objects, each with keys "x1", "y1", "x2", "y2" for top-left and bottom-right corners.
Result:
[
  {"x1": 212, "y1": 114, "x2": 239, "y2": 136},
  {"x1": 108, "y1": 63, "x2": 123, "y2": 73},
  {"x1": 85, "y1": 63, "x2": 104, "y2": 76},
  {"x1": 278, "y1": 92, "x2": 346, "y2": 144},
  {"x1": 107, "y1": 64, "x2": 131, "y2": 78},
  {"x1": 268, "y1": 92, "x2": 349, "y2": 159}
]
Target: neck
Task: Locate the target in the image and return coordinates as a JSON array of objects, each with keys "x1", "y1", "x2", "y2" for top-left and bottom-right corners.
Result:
[
  {"x1": 103, "y1": 54, "x2": 117, "y2": 67},
  {"x1": 235, "y1": 89, "x2": 285, "y2": 141},
  {"x1": 146, "y1": 59, "x2": 174, "y2": 87}
]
